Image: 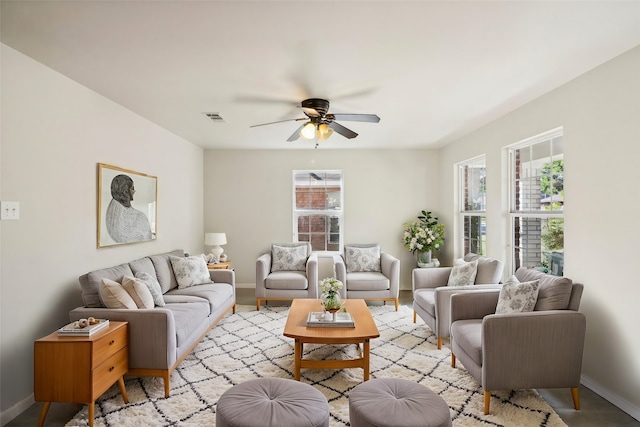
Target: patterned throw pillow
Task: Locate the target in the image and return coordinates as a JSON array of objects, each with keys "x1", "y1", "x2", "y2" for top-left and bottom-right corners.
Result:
[
  {"x1": 345, "y1": 244, "x2": 381, "y2": 273},
  {"x1": 447, "y1": 258, "x2": 479, "y2": 286},
  {"x1": 170, "y1": 255, "x2": 213, "y2": 289},
  {"x1": 122, "y1": 276, "x2": 155, "y2": 309},
  {"x1": 99, "y1": 278, "x2": 138, "y2": 309},
  {"x1": 496, "y1": 275, "x2": 540, "y2": 314},
  {"x1": 134, "y1": 271, "x2": 166, "y2": 307},
  {"x1": 271, "y1": 244, "x2": 308, "y2": 272}
]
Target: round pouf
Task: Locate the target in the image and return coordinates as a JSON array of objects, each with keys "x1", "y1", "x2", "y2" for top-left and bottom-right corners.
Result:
[
  {"x1": 216, "y1": 378, "x2": 330, "y2": 427},
  {"x1": 349, "y1": 378, "x2": 451, "y2": 427}
]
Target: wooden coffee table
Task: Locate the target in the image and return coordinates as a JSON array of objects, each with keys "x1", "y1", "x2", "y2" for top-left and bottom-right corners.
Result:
[{"x1": 283, "y1": 299, "x2": 380, "y2": 381}]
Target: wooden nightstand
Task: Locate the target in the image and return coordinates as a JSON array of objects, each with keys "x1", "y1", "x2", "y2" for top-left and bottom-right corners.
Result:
[
  {"x1": 208, "y1": 261, "x2": 231, "y2": 270},
  {"x1": 34, "y1": 321, "x2": 129, "y2": 427}
]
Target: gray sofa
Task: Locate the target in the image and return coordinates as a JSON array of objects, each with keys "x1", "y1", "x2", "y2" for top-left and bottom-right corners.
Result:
[{"x1": 69, "y1": 249, "x2": 236, "y2": 397}]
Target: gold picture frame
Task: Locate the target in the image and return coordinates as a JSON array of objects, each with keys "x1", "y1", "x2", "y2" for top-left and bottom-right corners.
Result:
[{"x1": 97, "y1": 163, "x2": 157, "y2": 248}]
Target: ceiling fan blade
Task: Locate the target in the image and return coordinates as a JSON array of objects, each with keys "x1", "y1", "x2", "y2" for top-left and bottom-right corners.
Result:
[
  {"x1": 326, "y1": 113, "x2": 380, "y2": 123},
  {"x1": 250, "y1": 117, "x2": 307, "y2": 128},
  {"x1": 328, "y1": 121, "x2": 358, "y2": 139},
  {"x1": 287, "y1": 124, "x2": 305, "y2": 142}
]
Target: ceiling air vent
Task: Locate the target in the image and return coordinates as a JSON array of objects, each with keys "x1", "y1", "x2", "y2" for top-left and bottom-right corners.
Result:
[{"x1": 203, "y1": 112, "x2": 225, "y2": 123}]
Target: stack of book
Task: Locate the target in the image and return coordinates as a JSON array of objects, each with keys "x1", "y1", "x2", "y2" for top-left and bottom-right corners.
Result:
[
  {"x1": 306, "y1": 312, "x2": 355, "y2": 328},
  {"x1": 58, "y1": 319, "x2": 109, "y2": 336}
]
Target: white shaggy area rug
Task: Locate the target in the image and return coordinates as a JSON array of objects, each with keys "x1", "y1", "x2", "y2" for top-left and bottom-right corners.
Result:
[{"x1": 67, "y1": 304, "x2": 567, "y2": 426}]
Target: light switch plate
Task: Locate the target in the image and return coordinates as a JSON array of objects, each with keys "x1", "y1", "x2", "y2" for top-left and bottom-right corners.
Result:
[{"x1": 1, "y1": 201, "x2": 20, "y2": 220}]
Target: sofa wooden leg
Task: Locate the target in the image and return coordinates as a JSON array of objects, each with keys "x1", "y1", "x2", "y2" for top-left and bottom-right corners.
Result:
[
  {"x1": 484, "y1": 391, "x2": 491, "y2": 415},
  {"x1": 451, "y1": 353, "x2": 456, "y2": 368},
  {"x1": 394, "y1": 299, "x2": 398, "y2": 311},
  {"x1": 413, "y1": 310, "x2": 416, "y2": 323},
  {"x1": 437, "y1": 337, "x2": 442, "y2": 350},
  {"x1": 163, "y1": 373, "x2": 171, "y2": 398},
  {"x1": 256, "y1": 299, "x2": 261, "y2": 311},
  {"x1": 232, "y1": 303, "x2": 236, "y2": 314},
  {"x1": 571, "y1": 387, "x2": 581, "y2": 410}
]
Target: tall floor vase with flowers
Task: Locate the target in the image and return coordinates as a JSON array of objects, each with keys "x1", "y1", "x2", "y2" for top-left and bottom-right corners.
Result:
[{"x1": 403, "y1": 210, "x2": 445, "y2": 267}]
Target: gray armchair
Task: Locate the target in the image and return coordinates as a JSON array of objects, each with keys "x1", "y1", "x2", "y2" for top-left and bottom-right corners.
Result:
[
  {"x1": 412, "y1": 254, "x2": 504, "y2": 349},
  {"x1": 255, "y1": 242, "x2": 318, "y2": 310},
  {"x1": 449, "y1": 268, "x2": 585, "y2": 415},
  {"x1": 334, "y1": 244, "x2": 400, "y2": 310}
]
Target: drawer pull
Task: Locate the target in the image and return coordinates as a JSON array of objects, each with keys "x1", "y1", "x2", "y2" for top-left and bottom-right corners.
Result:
[
  {"x1": 109, "y1": 366, "x2": 115, "y2": 372},
  {"x1": 109, "y1": 340, "x2": 115, "y2": 345}
]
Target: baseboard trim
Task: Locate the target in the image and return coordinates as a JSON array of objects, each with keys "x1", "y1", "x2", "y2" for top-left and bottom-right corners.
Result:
[
  {"x1": 581, "y1": 374, "x2": 640, "y2": 422},
  {"x1": 235, "y1": 282, "x2": 255, "y2": 289},
  {"x1": 1, "y1": 393, "x2": 34, "y2": 427}
]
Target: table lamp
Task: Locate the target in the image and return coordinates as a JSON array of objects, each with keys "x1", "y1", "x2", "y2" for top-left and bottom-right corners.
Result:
[{"x1": 205, "y1": 232, "x2": 227, "y2": 259}]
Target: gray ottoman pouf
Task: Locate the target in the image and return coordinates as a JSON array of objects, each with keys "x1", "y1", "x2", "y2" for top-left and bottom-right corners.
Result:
[
  {"x1": 349, "y1": 378, "x2": 452, "y2": 427},
  {"x1": 216, "y1": 378, "x2": 330, "y2": 427}
]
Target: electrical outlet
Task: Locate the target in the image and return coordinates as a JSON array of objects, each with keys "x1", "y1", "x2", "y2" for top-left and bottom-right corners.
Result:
[{"x1": 1, "y1": 201, "x2": 20, "y2": 220}]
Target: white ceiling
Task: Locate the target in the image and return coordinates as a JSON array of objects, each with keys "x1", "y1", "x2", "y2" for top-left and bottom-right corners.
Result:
[{"x1": 2, "y1": 1, "x2": 640, "y2": 150}]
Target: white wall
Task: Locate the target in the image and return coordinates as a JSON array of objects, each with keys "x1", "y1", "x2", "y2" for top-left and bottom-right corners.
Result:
[
  {"x1": 0, "y1": 45, "x2": 205, "y2": 422},
  {"x1": 438, "y1": 45, "x2": 640, "y2": 419},
  {"x1": 203, "y1": 149, "x2": 440, "y2": 289}
]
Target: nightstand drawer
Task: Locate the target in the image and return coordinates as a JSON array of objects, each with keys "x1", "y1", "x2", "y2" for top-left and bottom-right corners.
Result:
[
  {"x1": 93, "y1": 325, "x2": 127, "y2": 367},
  {"x1": 92, "y1": 347, "x2": 128, "y2": 398}
]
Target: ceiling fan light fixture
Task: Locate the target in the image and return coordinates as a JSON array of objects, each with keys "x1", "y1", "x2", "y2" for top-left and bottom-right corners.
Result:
[
  {"x1": 300, "y1": 122, "x2": 317, "y2": 139},
  {"x1": 317, "y1": 123, "x2": 333, "y2": 141}
]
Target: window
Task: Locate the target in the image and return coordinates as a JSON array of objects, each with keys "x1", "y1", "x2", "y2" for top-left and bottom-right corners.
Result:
[
  {"x1": 293, "y1": 170, "x2": 343, "y2": 252},
  {"x1": 459, "y1": 156, "x2": 486, "y2": 255},
  {"x1": 509, "y1": 128, "x2": 564, "y2": 276}
]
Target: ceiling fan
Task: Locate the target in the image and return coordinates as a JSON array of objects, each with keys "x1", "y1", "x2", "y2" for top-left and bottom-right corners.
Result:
[{"x1": 250, "y1": 98, "x2": 380, "y2": 146}]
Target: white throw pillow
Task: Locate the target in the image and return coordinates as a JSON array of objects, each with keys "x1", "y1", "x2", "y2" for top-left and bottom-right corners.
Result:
[
  {"x1": 99, "y1": 278, "x2": 138, "y2": 309},
  {"x1": 496, "y1": 275, "x2": 540, "y2": 314},
  {"x1": 447, "y1": 258, "x2": 479, "y2": 286},
  {"x1": 271, "y1": 244, "x2": 308, "y2": 272},
  {"x1": 122, "y1": 276, "x2": 156, "y2": 309},
  {"x1": 345, "y1": 244, "x2": 381, "y2": 272},
  {"x1": 134, "y1": 271, "x2": 166, "y2": 307},
  {"x1": 170, "y1": 255, "x2": 213, "y2": 289}
]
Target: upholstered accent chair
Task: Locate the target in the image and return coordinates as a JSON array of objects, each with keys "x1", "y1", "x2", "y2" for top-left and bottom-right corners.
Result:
[
  {"x1": 449, "y1": 267, "x2": 586, "y2": 415},
  {"x1": 412, "y1": 253, "x2": 504, "y2": 349},
  {"x1": 334, "y1": 244, "x2": 400, "y2": 310},
  {"x1": 255, "y1": 242, "x2": 318, "y2": 310}
]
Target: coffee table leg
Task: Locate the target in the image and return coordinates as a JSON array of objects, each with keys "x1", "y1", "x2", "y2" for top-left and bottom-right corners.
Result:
[
  {"x1": 363, "y1": 339, "x2": 370, "y2": 381},
  {"x1": 294, "y1": 339, "x2": 302, "y2": 380}
]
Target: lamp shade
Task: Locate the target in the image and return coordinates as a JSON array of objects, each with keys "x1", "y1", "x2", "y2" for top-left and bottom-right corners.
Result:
[{"x1": 205, "y1": 232, "x2": 227, "y2": 246}]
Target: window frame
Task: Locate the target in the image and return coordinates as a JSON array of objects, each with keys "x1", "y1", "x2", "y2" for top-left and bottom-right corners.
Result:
[
  {"x1": 458, "y1": 155, "x2": 487, "y2": 256},
  {"x1": 508, "y1": 127, "x2": 564, "y2": 275},
  {"x1": 292, "y1": 170, "x2": 344, "y2": 253}
]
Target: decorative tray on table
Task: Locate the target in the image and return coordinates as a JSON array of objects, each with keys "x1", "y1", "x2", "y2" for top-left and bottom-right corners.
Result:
[{"x1": 306, "y1": 312, "x2": 355, "y2": 328}]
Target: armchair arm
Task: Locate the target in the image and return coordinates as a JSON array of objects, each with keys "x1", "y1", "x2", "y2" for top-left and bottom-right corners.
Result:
[
  {"x1": 209, "y1": 269, "x2": 235, "y2": 287},
  {"x1": 255, "y1": 253, "x2": 271, "y2": 298},
  {"x1": 412, "y1": 267, "x2": 453, "y2": 292},
  {"x1": 333, "y1": 255, "x2": 347, "y2": 299},
  {"x1": 450, "y1": 291, "x2": 500, "y2": 323},
  {"x1": 482, "y1": 310, "x2": 586, "y2": 390},
  {"x1": 433, "y1": 284, "x2": 502, "y2": 338},
  {"x1": 69, "y1": 307, "x2": 177, "y2": 370},
  {"x1": 381, "y1": 252, "x2": 400, "y2": 298},
  {"x1": 306, "y1": 252, "x2": 319, "y2": 298}
]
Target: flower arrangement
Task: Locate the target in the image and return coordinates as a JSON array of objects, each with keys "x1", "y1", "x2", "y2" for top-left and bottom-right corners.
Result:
[
  {"x1": 319, "y1": 277, "x2": 343, "y2": 311},
  {"x1": 402, "y1": 210, "x2": 445, "y2": 254}
]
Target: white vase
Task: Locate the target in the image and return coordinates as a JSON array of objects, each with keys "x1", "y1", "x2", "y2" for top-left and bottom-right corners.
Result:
[{"x1": 417, "y1": 250, "x2": 432, "y2": 267}]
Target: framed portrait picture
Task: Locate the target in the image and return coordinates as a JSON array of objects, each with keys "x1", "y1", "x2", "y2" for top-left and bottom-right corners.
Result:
[{"x1": 97, "y1": 163, "x2": 157, "y2": 248}]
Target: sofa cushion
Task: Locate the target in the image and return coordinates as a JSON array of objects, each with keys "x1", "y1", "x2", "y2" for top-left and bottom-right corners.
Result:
[
  {"x1": 122, "y1": 276, "x2": 155, "y2": 309},
  {"x1": 129, "y1": 256, "x2": 157, "y2": 279},
  {"x1": 413, "y1": 288, "x2": 436, "y2": 317},
  {"x1": 99, "y1": 278, "x2": 138, "y2": 309},
  {"x1": 447, "y1": 259, "x2": 478, "y2": 287},
  {"x1": 451, "y1": 319, "x2": 483, "y2": 366},
  {"x1": 345, "y1": 271, "x2": 389, "y2": 291},
  {"x1": 134, "y1": 271, "x2": 166, "y2": 307},
  {"x1": 345, "y1": 244, "x2": 381, "y2": 273},
  {"x1": 515, "y1": 267, "x2": 573, "y2": 310},
  {"x1": 495, "y1": 275, "x2": 539, "y2": 314},
  {"x1": 170, "y1": 255, "x2": 213, "y2": 289},
  {"x1": 80, "y1": 263, "x2": 134, "y2": 308},
  {"x1": 464, "y1": 253, "x2": 503, "y2": 284},
  {"x1": 149, "y1": 249, "x2": 184, "y2": 293},
  {"x1": 166, "y1": 283, "x2": 234, "y2": 313},
  {"x1": 271, "y1": 243, "x2": 308, "y2": 272},
  {"x1": 162, "y1": 299, "x2": 210, "y2": 348},
  {"x1": 265, "y1": 271, "x2": 308, "y2": 290}
]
